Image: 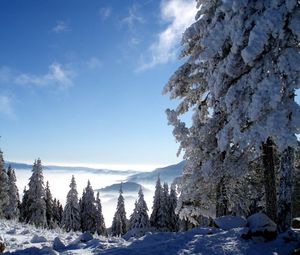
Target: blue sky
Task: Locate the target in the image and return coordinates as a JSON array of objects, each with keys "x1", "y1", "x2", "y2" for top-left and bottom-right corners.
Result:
[{"x1": 0, "y1": 0, "x2": 196, "y2": 170}]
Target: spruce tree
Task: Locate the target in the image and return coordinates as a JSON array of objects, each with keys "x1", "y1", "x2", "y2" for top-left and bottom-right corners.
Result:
[
  {"x1": 27, "y1": 159, "x2": 47, "y2": 227},
  {"x1": 111, "y1": 183, "x2": 127, "y2": 236},
  {"x1": 62, "y1": 176, "x2": 81, "y2": 232},
  {"x1": 168, "y1": 186, "x2": 179, "y2": 232},
  {"x1": 0, "y1": 149, "x2": 9, "y2": 218},
  {"x1": 6, "y1": 165, "x2": 20, "y2": 220},
  {"x1": 20, "y1": 186, "x2": 30, "y2": 222},
  {"x1": 129, "y1": 186, "x2": 150, "y2": 231},
  {"x1": 45, "y1": 181, "x2": 55, "y2": 228},
  {"x1": 150, "y1": 176, "x2": 164, "y2": 229},
  {"x1": 95, "y1": 192, "x2": 106, "y2": 236},
  {"x1": 81, "y1": 180, "x2": 97, "y2": 233},
  {"x1": 160, "y1": 183, "x2": 170, "y2": 230}
]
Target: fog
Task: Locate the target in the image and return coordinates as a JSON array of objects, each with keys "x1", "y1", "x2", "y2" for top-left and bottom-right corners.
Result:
[{"x1": 15, "y1": 169, "x2": 155, "y2": 228}]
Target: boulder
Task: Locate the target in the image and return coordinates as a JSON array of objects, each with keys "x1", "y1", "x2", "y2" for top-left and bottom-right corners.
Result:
[
  {"x1": 79, "y1": 232, "x2": 93, "y2": 243},
  {"x1": 241, "y1": 213, "x2": 277, "y2": 241},
  {"x1": 214, "y1": 216, "x2": 247, "y2": 230},
  {"x1": 292, "y1": 218, "x2": 300, "y2": 229},
  {"x1": 53, "y1": 237, "x2": 66, "y2": 251},
  {"x1": 31, "y1": 234, "x2": 48, "y2": 243}
]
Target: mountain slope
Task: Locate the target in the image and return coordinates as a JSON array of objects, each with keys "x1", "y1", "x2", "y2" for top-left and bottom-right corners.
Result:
[
  {"x1": 127, "y1": 161, "x2": 185, "y2": 184},
  {"x1": 95, "y1": 182, "x2": 150, "y2": 194}
]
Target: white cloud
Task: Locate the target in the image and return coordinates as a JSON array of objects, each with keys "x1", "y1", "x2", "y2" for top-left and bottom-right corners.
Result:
[
  {"x1": 14, "y1": 63, "x2": 74, "y2": 89},
  {"x1": 0, "y1": 95, "x2": 14, "y2": 117},
  {"x1": 138, "y1": 0, "x2": 196, "y2": 70},
  {"x1": 99, "y1": 7, "x2": 112, "y2": 20},
  {"x1": 52, "y1": 21, "x2": 69, "y2": 33},
  {"x1": 3, "y1": 63, "x2": 75, "y2": 90},
  {"x1": 86, "y1": 57, "x2": 102, "y2": 70},
  {"x1": 122, "y1": 4, "x2": 145, "y2": 29}
]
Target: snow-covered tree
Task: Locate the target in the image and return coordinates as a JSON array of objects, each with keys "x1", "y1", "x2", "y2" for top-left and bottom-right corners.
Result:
[
  {"x1": 81, "y1": 180, "x2": 97, "y2": 233},
  {"x1": 6, "y1": 165, "x2": 20, "y2": 220},
  {"x1": 164, "y1": 0, "x2": 300, "y2": 230},
  {"x1": 95, "y1": 192, "x2": 106, "y2": 236},
  {"x1": 150, "y1": 176, "x2": 167, "y2": 230},
  {"x1": 45, "y1": 181, "x2": 55, "y2": 228},
  {"x1": 53, "y1": 199, "x2": 63, "y2": 226},
  {"x1": 111, "y1": 183, "x2": 127, "y2": 236},
  {"x1": 129, "y1": 186, "x2": 150, "y2": 231},
  {"x1": 62, "y1": 176, "x2": 81, "y2": 232},
  {"x1": 168, "y1": 186, "x2": 179, "y2": 232},
  {"x1": 0, "y1": 149, "x2": 9, "y2": 218},
  {"x1": 27, "y1": 159, "x2": 47, "y2": 227},
  {"x1": 20, "y1": 186, "x2": 30, "y2": 222}
]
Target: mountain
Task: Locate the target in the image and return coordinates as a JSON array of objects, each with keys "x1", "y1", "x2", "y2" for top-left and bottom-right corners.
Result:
[
  {"x1": 4, "y1": 161, "x2": 138, "y2": 175},
  {"x1": 95, "y1": 181, "x2": 150, "y2": 194},
  {"x1": 127, "y1": 161, "x2": 185, "y2": 184}
]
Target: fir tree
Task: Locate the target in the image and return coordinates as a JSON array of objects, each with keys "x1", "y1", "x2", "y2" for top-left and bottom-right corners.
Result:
[
  {"x1": 20, "y1": 186, "x2": 30, "y2": 222},
  {"x1": 27, "y1": 159, "x2": 47, "y2": 227},
  {"x1": 45, "y1": 181, "x2": 55, "y2": 228},
  {"x1": 6, "y1": 165, "x2": 20, "y2": 220},
  {"x1": 95, "y1": 192, "x2": 106, "y2": 236},
  {"x1": 111, "y1": 183, "x2": 127, "y2": 236},
  {"x1": 168, "y1": 186, "x2": 179, "y2": 232},
  {"x1": 129, "y1": 186, "x2": 150, "y2": 231},
  {"x1": 150, "y1": 176, "x2": 164, "y2": 229},
  {"x1": 81, "y1": 180, "x2": 97, "y2": 233},
  {"x1": 0, "y1": 149, "x2": 9, "y2": 218},
  {"x1": 62, "y1": 176, "x2": 81, "y2": 232}
]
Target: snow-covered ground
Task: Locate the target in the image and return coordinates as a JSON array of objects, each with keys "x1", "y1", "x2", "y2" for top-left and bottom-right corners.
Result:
[{"x1": 0, "y1": 219, "x2": 299, "y2": 255}]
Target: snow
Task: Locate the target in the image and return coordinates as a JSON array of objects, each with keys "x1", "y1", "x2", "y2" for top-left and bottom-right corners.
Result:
[
  {"x1": 0, "y1": 219, "x2": 299, "y2": 255},
  {"x1": 214, "y1": 216, "x2": 247, "y2": 230}
]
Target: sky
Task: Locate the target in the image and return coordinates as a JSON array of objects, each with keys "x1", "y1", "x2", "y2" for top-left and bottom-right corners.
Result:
[{"x1": 0, "y1": 0, "x2": 197, "y2": 171}]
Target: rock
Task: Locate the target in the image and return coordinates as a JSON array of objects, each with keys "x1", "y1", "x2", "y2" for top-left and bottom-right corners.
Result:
[
  {"x1": 53, "y1": 237, "x2": 65, "y2": 251},
  {"x1": 242, "y1": 213, "x2": 277, "y2": 242},
  {"x1": 292, "y1": 218, "x2": 300, "y2": 229},
  {"x1": 214, "y1": 216, "x2": 247, "y2": 230},
  {"x1": 31, "y1": 234, "x2": 48, "y2": 243},
  {"x1": 79, "y1": 232, "x2": 93, "y2": 243}
]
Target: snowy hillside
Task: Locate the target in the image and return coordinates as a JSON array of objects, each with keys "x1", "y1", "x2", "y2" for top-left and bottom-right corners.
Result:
[
  {"x1": 95, "y1": 182, "x2": 150, "y2": 194},
  {"x1": 127, "y1": 161, "x2": 185, "y2": 184},
  {"x1": 1, "y1": 219, "x2": 299, "y2": 255}
]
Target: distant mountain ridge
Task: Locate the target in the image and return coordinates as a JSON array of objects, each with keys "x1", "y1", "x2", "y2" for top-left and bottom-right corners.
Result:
[
  {"x1": 95, "y1": 181, "x2": 150, "y2": 194},
  {"x1": 127, "y1": 161, "x2": 185, "y2": 184},
  {"x1": 4, "y1": 161, "x2": 138, "y2": 175}
]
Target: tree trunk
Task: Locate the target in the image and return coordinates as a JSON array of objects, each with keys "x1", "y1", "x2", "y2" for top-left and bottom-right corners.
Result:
[
  {"x1": 292, "y1": 149, "x2": 300, "y2": 218},
  {"x1": 216, "y1": 176, "x2": 229, "y2": 217},
  {"x1": 262, "y1": 138, "x2": 277, "y2": 222},
  {"x1": 278, "y1": 147, "x2": 294, "y2": 231}
]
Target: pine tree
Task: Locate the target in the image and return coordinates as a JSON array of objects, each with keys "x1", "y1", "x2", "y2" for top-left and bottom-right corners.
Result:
[
  {"x1": 62, "y1": 176, "x2": 81, "y2": 232},
  {"x1": 164, "y1": 0, "x2": 300, "y2": 230},
  {"x1": 0, "y1": 149, "x2": 9, "y2": 218},
  {"x1": 45, "y1": 181, "x2": 55, "y2": 228},
  {"x1": 95, "y1": 192, "x2": 106, "y2": 236},
  {"x1": 150, "y1": 176, "x2": 164, "y2": 229},
  {"x1": 129, "y1": 186, "x2": 150, "y2": 231},
  {"x1": 111, "y1": 183, "x2": 127, "y2": 236},
  {"x1": 20, "y1": 186, "x2": 30, "y2": 222},
  {"x1": 6, "y1": 165, "x2": 20, "y2": 220},
  {"x1": 27, "y1": 159, "x2": 47, "y2": 227},
  {"x1": 81, "y1": 180, "x2": 97, "y2": 233},
  {"x1": 168, "y1": 186, "x2": 179, "y2": 232}
]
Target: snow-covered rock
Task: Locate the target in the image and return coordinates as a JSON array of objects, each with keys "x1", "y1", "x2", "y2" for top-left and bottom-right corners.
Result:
[
  {"x1": 30, "y1": 234, "x2": 48, "y2": 243},
  {"x1": 242, "y1": 213, "x2": 277, "y2": 241},
  {"x1": 78, "y1": 231, "x2": 93, "y2": 242},
  {"x1": 214, "y1": 216, "x2": 247, "y2": 230},
  {"x1": 52, "y1": 237, "x2": 65, "y2": 251}
]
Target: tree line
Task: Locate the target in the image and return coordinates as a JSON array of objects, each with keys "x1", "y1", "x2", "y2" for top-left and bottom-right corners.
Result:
[{"x1": 0, "y1": 149, "x2": 180, "y2": 236}]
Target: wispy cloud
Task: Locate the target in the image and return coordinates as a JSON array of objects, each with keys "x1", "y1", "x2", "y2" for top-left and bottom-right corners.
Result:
[
  {"x1": 138, "y1": 0, "x2": 196, "y2": 71},
  {"x1": 99, "y1": 7, "x2": 112, "y2": 20},
  {"x1": 0, "y1": 63, "x2": 75, "y2": 90},
  {"x1": 52, "y1": 21, "x2": 69, "y2": 33},
  {"x1": 0, "y1": 95, "x2": 14, "y2": 117},
  {"x1": 86, "y1": 57, "x2": 102, "y2": 70},
  {"x1": 122, "y1": 4, "x2": 145, "y2": 29}
]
